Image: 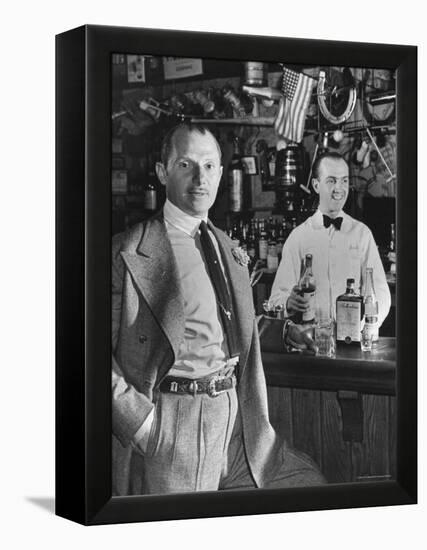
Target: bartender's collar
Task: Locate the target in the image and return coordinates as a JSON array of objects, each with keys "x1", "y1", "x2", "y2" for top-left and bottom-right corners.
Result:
[{"x1": 163, "y1": 199, "x2": 208, "y2": 238}]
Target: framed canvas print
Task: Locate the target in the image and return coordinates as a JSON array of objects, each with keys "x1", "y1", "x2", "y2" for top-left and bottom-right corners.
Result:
[{"x1": 56, "y1": 24, "x2": 417, "y2": 525}]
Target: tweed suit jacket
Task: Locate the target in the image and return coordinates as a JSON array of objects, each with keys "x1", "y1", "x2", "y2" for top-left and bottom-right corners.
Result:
[{"x1": 112, "y1": 212, "x2": 281, "y2": 495}]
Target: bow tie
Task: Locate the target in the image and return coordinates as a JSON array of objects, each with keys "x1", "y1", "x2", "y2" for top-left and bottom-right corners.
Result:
[{"x1": 323, "y1": 215, "x2": 343, "y2": 230}]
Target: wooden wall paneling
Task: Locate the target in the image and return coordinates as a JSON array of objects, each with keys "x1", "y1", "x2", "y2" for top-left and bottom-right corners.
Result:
[
  {"x1": 321, "y1": 391, "x2": 352, "y2": 483},
  {"x1": 267, "y1": 387, "x2": 294, "y2": 446},
  {"x1": 352, "y1": 394, "x2": 391, "y2": 481},
  {"x1": 292, "y1": 389, "x2": 322, "y2": 470}
]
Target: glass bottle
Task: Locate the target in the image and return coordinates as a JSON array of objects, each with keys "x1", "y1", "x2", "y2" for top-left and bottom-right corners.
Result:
[
  {"x1": 336, "y1": 278, "x2": 364, "y2": 344},
  {"x1": 363, "y1": 267, "x2": 379, "y2": 342},
  {"x1": 144, "y1": 155, "x2": 158, "y2": 211},
  {"x1": 276, "y1": 222, "x2": 285, "y2": 263},
  {"x1": 258, "y1": 221, "x2": 268, "y2": 267},
  {"x1": 230, "y1": 221, "x2": 241, "y2": 247},
  {"x1": 296, "y1": 254, "x2": 316, "y2": 325},
  {"x1": 267, "y1": 228, "x2": 278, "y2": 271},
  {"x1": 240, "y1": 223, "x2": 248, "y2": 252},
  {"x1": 247, "y1": 221, "x2": 257, "y2": 262},
  {"x1": 229, "y1": 137, "x2": 243, "y2": 212},
  {"x1": 223, "y1": 86, "x2": 245, "y2": 117},
  {"x1": 144, "y1": 181, "x2": 157, "y2": 211}
]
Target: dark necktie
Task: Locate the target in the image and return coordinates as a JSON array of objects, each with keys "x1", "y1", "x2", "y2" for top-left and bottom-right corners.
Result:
[
  {"x1": 198, "y1": 221, "x2": 239, "y2": 359},
  {"x1": 323, "y1": 215, "x2": 343, "y2": 230}
]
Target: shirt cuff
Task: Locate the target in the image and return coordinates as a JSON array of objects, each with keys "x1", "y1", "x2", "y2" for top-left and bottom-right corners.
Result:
[{"x1": 132, "y1": 406, "x2": 155, "y2": 449}]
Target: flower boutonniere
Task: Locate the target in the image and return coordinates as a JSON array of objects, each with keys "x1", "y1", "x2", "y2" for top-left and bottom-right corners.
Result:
[{"x1": 231, "y1": 246, "x2": 250, "y2": 267}]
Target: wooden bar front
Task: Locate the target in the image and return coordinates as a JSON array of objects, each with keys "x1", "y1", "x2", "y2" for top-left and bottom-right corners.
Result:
[{"x1": 262, "y1": 334, "x2": 396, "y2": 484}]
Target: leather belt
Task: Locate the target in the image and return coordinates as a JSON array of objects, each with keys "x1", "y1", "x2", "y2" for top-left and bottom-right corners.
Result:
[{"x1": 159, "y1": 368, "x2": 237, "y2": 398}]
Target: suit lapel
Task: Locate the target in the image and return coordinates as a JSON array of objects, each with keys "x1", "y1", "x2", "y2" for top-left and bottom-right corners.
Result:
[
  {"x1": 120, "y1": 215, "x2": 185, "y2": 364},
  {"x1": 209, "y1": 221, "x2": 254, "y2": 373}
]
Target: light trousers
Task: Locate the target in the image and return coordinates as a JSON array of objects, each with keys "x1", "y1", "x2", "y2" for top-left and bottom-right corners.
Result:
[{"x1": 129, "y1": 388, "x2": 325, "y2": 495}]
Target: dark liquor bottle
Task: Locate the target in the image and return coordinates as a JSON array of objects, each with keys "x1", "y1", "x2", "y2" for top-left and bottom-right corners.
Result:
[
  {"x1": 240, "y1": 223, "x2": 248, "y2": 252},
  {"x1": 247, "y1": 221, "x2": 257, "y2": 263},
  {"x1": 230, "y1": 221, "x2": 241, "y2": 247},
  {"x1": 290, "y1": 217, "x2": 298, "y2": 231},
  {"x1": 229, "y1": 137, "x2": 243, "y2": 213},
  {"x1": 293, "y1": 254, "x2": 316, "y2": 325},
  {"x1": 336, "y1": 278, "x2": 364, "y2": 344},
  {"x1": 276, "y1": 223, "x2": 285, "y2": 263},
  {"x1": 256, "y1": 139, "x2": 270, "y2": 187}
]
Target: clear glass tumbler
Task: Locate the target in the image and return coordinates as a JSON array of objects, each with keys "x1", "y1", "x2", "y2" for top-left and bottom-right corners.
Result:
[{"x1": 314, "y1": 319, "x2": 336, "y2": 358}]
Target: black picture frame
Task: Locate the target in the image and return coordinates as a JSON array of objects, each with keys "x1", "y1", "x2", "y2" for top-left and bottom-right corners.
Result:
[{"x1": 56, "y1": 24, "x2": 417, "y2": 526}]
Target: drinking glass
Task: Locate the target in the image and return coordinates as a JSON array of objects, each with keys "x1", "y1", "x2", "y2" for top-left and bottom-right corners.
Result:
[{"x1": 314, "y1": 319, "x2": 336, "y2": 358}]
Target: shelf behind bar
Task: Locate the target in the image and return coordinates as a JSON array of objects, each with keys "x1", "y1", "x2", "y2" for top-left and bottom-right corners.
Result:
[
  {"x1": 262, "y1": 337, "x2": 396, "y2": 396},
  {"x1": 190, "y1": 116, "x2": 275, "y2": 126}
]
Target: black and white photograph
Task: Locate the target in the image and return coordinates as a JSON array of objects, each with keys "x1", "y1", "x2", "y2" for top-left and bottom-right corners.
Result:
[
  {"x1": 111, "y1": 55, "x2": 398, "y2": 496},
  {"x1": 6, "y1": 1, "x2": 424, "y2": 546},
  {"x1": 53, "y1": 24, "x2": 417, "y2": 526}
]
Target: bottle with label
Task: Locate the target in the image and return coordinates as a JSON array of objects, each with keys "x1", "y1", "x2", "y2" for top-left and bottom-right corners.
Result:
[
  {"x1": 229, "y1": 137, "x2": 243, "y2": 212},
  {"x1": 336, "y1": 278, "x2": 364, "y2": 344},
  {"x1": 361, "y1": 315, "x2": 379, "y2": 351},
  {"x1": 363, "y1": 267, "x2": 379, "y2": 343},
  {"x1": 292, "y1": 254, "x2": 316, "y2": 325},
  {"x1": 258, "y1": 222, "x2": 268, "y2": 267},
  {"x1": 266, "y1": 228, "x2": 278, "y2": 271}
]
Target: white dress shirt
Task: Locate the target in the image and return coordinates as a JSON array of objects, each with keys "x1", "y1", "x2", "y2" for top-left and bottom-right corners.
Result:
[
  {"x1": 163, "y1": 199, "x2": 229, "y2": 379},
  {"x1": 269, "y1": 209, "x2": 391, "y2": 327}
]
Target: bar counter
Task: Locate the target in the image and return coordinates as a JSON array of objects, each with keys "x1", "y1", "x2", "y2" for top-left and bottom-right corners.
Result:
[
  {"x1": 258, "y1": 317, "x2": 396, "y2": 396},
  {"x1": 258, "y1": 317, "x2": 397, "y2": 482}
]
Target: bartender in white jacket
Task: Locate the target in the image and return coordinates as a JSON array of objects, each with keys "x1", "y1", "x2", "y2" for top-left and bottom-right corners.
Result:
[{"x1": 269, "y1": 152, "x2": 391, "y2": 327}]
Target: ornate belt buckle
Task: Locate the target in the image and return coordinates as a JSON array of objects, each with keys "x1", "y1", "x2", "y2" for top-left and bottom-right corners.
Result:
[{"x1": 208, "y1": 375, "x2": 227, "y2": 397}]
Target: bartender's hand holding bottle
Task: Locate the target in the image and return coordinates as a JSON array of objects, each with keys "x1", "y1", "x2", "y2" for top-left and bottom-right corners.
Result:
[{"x1": 286, "y1": 285, "x2": 310, "y2": 314}]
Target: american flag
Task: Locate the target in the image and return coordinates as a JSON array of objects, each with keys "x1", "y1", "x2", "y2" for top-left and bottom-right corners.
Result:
[{"x1": 274, "y1": 67, "x2": 315, "y2": 143}]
